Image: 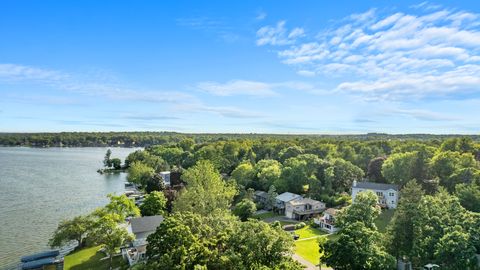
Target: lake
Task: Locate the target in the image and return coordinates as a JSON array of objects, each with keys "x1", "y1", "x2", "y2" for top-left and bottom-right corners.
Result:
[{"x1": 0, "y1": 147, "x2": 139, "y2": 269}]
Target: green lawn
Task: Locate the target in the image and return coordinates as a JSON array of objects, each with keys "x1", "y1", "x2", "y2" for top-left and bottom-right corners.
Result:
[
  {"x1": 375, "y1": 209, "x2": 395, "y2": 233},
  {"x1": 64, "y1": 246, "x2": 128, "y2": 270},
  {"x1": 295, "y1": 225, "x2": 326, "y2": 239},
  {"x1": 295, "y1": 238, "x2": 320, "y2": 265},
  {"x1": 252, "y1": 211, "x2": 282, "y2": 220}
]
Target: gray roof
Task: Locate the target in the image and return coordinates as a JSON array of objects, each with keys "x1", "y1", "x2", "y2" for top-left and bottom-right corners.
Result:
[
  {"x1": 276, "y1": 192, "x2": 302, "y2": 202},
  {"x1": 130, "y1": 215, "x2": 164, "y2": 234},
  {"x1": 354, "y1": 181, "x2": 399, "y2": 191},
  {"x1": 254, "y1": 190, "x2": 268, "y2": 197}
]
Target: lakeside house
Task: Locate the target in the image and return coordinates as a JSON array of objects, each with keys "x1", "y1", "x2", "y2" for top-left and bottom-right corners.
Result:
[
  {"x1": 275, "y1": 192, "x2": 302, "y2": 214},
  {"x1": 351, "y1": 180, "x2": 399, "y2": 209},
  {"x1": 285, "y1": 197, "x2": 326, "y2": 220},
  {"x1": 314, "y1": 208, "x2": 339, "y2": 233},
  {"x1": 122, "y1": 215, "x2": 164, "y2": 266}
]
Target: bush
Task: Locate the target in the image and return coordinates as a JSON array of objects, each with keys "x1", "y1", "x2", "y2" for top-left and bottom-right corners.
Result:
[{"x1": 295, "y1": 222, "x2": 306, "y2": 229}]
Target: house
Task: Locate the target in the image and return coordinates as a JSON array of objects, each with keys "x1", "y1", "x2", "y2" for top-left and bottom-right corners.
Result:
[
  {"x1": 275, "y1": 192, "x2": 302, "y2": 214},
  {"x1": 159, "y1": 171, "x2": 171, "y2": 187},
  {"x1": 253, "y1": 190, "x2": 268, "y2": 205},
  {"x1": 285, "y1": 197, "x2": 326, "y2": 220},
  {"x1": 351, "y1": 180, "x2": 399, "y2": 209},
  {"x1": 122, "y1": 215, "x2": 164, "y2": 266},
  {"x1": 314, "y1": 208, "x2": 339, "y2": 233}
]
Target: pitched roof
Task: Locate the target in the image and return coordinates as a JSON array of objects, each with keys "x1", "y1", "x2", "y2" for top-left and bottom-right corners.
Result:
[
  {"x1": 130, "y1": 215, "x2": 164, "y2": 234},
  {"x1": 288, "y1": 197, "x2": 324, "y2": 206},
  {"x1": 354, "y1": 181, "x2": 399, "y2": 191},
  {"x1": 276, "y1": 192, "x2": 302, "y2": 202}
]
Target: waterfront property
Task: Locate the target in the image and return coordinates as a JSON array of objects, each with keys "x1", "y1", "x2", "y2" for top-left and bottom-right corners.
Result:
[
  {"x1": 285, "y1": 197, "x2": 326, "y2": 220},
  {"x1": 351, "y1": 180, "x2": 399, "y2": 209},
  {"x1": 314, "y1": 208, "x2": 339, "y2": 233},
  {"x1": 275, "y1": 192, "x2": 302, "y2": 214},
  {"x1": 122, "y1": 215, "x2": 164, "y2": 266}
]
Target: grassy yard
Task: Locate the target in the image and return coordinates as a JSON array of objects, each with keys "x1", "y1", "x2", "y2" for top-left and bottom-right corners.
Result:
[
  {"x1": 64, "y1": 245, "x2": 128, "y2": 270},
  {"x1": 294, "y1": 225, "x2": 332, "y2": 265},
  {"x1": 375, "y1": 209, "x2": 395, "y2": 233},
  {"x1": 252, "y1": 211, "x2": 282, "y2": 220}
]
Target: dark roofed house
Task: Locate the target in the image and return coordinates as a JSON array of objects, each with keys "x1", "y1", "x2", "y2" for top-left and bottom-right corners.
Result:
[
  {"x1": 122, "y1": 215, "x2": 164, "y2": 266},
  {"x1": 253, "y1": 190, "x2": 268, "y2": 206},
  {"x1": 352, "y1": 180, "x2": 399, "y2": 209}
]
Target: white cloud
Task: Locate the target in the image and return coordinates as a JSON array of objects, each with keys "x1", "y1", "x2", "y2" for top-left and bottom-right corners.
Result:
[
  {"x1": 196, "y1": 79, "x2": 325, "y2": 96},
  {"x1": 196, "y1": 80, "x2": 276, "y2": 96},
  {"x1": 264, "y1": 6, "x2": 480, "y2": 101},
  {"x1": 256, "y1": 21, "x2": 305, "y2": 46}
]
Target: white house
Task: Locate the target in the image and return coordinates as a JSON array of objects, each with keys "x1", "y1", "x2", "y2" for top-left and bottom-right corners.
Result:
[
  {"x1": 285, "y1": 197, "x2": 326, "y2": 220},
  {"x1": 122, "y1": 215, "x2": 164, "y2": 266},
  {"x1": 351, "y1": 180, "x2": 399, "y2": 209},
  {"x1": 275, "y1": 192, "x2": 302, "y2": 214},
  {"x1": 314, "y1": 208, "x2": 339, "y2": 233},
  {"x1": 159, "y1": 171, "x2": 171, "y2": 187}
]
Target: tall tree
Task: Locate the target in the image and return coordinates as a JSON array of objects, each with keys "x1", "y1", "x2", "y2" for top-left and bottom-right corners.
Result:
[
  {"x1": 367, "y1": 156, "x2": 386, "y2": 183},
  {"x1": 232, "y1": 199, "x2": 256, "y2": 221},
  {"x1": 174, "y1": 160, "x2": 237, "y2": 215},
  {"x1": 140, "y1": 191, "x2": 167, "y2": 216},
  {"x1": 336, "y1": 190, "x2": 381, "y2": 230},
  {"x1": 385, "y1": 180, "x2": 424, "y2": 260},
  {"x1": 323, "y1": 221, "x2": 395, "y2": 270},
  {"x1": 104, "y1": 194, "x2": 140, "y2": 220},
  {"x1": 104, "y1": 149, "x2": 112, "y2": 168},
  {"x1": 49, "y1": 215, "x2": 94, "y2": 248}
]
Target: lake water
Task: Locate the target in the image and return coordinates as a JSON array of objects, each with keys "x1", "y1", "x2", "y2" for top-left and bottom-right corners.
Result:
[{"x1": 0, "y1": 147, "x2": 138, "y2": 269}]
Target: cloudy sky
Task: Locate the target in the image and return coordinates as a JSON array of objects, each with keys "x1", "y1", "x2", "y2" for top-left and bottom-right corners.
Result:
[{"x1": 1, "y1": 0, "x2": 480, "y2": 133}]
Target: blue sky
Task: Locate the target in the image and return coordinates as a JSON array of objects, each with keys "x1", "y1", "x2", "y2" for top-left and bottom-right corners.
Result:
[{"x1": 1, "y1": 0, "x2": 480, "y2": 133}]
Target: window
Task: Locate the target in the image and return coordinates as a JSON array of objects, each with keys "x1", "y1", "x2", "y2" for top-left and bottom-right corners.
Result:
[
  {"x1": 376, "y1": 191, "x2": 383, "y2": 197},
  {"x1": 389, "y1": 192, "x2": 395, "y2": 196}
]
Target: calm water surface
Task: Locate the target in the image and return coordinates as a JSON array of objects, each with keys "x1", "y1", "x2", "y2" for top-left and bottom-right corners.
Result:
[{"x1": 0, "y1": 147, "x2": 138, "y2": 269}]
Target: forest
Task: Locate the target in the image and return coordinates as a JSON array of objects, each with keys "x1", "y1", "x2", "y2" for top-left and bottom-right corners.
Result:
[{"x1": 49, "y1": 134, "x2": 480, "y2": 269}]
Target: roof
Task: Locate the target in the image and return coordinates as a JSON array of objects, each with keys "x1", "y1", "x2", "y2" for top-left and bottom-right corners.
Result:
[
  {"x1": 276, "y1": 192, "x2": 302, "y2": 202},
  {"x1": 288, "y1": 197, "x2": 324, "y2": 206},
  {"x1": 22, "y1": 257, "x2": 56, "y2": 270},
  {"x1": 324, "y1": 208, "x2": 339, "y2": 216},
  {"x1": 353, "y1": 181, "x2": 399, "y2": 191},
  {"x1": 130, "y1": 215, "x2": 164, "y2": 234},
  {"x1": 21, "y1": 250, "x2": 59, "y2": 262},
  {"x1": 254, "y1": 190, "x2": 268, "y2": 197}
]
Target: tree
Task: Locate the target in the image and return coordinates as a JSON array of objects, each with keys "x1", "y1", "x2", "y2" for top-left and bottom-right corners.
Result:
[
  {"x1": 49, "y1": 215, "x2": 94, "y2": 248},
  {"x1": 140, "y1": 191, "x2": 167, "y2": 216},
  {"x1": 104, "y1": 149, "x2": 112, "y2": 168},
  {"x1": 430, "y1": 151, "x2": 477, "y2": 191},
  {"x1": 456, "y1": 182, "x2": 480, "y2": 212},
  {"x1": 104, "y1": 194, "x2": 140, "y2": 220},
  {"x1": 323, "y1": 222, "x2": 395, "y2": 270},
  {"x1": 145, "y1": 173, "x2": 166, "y2": 193},
  {"x1": 336, "y1": 190, "x2": 380, "y2": 229},
  {"x1": 254, "y1": 159, "x2": 282, "y2": 191},
  {"x1": 434, "y1": 226, "x2": 477, "y2": 270},
  {"x1": 367, "y1": 156, "x2": 386, "y2": 183},
  {"x1": 231, "y1": 162, "x2": 255, "y2": 188},
  {"x1": 127, "y1": 161, "x2": 155, "y2": 186},
  {"x1": 233, "y1": 199, "x2": 257, "y2": 221},
  {"x1": 381, "y1": 152, "x2": 418, "y2": 186},
  {"x1": 110, "y1": 158, "x2": 122, "y2": 170},
  {"x1": 324, "y1": 158, "x2": 364, "y2": 193},
  {"x1": 385, "y1": 180, "x2": 424, "y2": 260},
  {"x1": 173, "y1": 160, "x2": 237, "y2": 215},
  {"x1": 266, "y1": 185, "x2": 278, "y2": 210},
  {"x1": 92, "y1": 214, "x2": 133, "y2": 267}
]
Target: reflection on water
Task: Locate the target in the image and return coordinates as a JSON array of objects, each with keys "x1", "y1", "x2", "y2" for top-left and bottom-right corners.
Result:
[{"x1": 0, "y1": 147, "x2": 138, "y2": 269}]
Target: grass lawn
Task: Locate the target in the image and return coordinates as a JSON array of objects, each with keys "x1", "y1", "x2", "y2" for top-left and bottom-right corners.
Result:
[
  {"x1": 295, "y1": 238, "x2": 320, "y2": 265},
  {"x1": 252, "y1": 211, "x2": 282, "y2": 220},
  {"x1": 295, "y1": 225, "x2": 326, "y2": 239},
  {"x1": 375, "y1": 209, "x2": 395, "y2": 233},
  {"x1": 64, "y1": 245, "x2": 128, "y2": 270}
]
